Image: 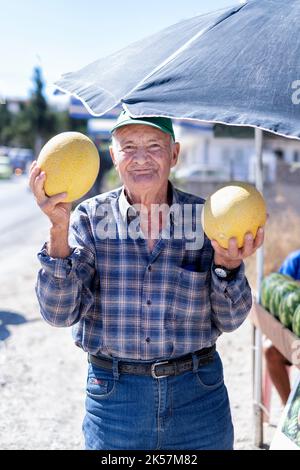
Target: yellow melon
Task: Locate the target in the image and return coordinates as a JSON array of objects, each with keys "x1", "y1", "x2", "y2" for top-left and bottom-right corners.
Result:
[
  {"x1": 201, "y1": 181, "x2": 267, "y2": 249},
  {"x1": 37, "y1": 132, "x2": 100, "y2": 203}
]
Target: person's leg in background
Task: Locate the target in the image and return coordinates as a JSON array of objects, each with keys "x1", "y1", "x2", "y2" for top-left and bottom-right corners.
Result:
[{"x1": 264, "y1": 343, "x2": 291, "y2": 405}]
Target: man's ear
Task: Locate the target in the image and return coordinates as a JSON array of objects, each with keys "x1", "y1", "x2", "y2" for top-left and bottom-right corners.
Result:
[
  {"x1": 171, "y1": 142, "x2": 180, "y2": 168},
  {"x1": 109, "y1": 145, "x2": 117, "y2": 168}
]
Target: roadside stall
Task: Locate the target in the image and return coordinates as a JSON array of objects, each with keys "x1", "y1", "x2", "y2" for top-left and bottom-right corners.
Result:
[{"x1": 53, "y1": 0, "x2": 300, "y2": 449}]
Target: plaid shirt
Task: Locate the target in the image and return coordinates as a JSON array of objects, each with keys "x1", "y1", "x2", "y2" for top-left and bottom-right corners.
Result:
[{"x1": 35, "y1": 182, "x2": 252, "y2": 361}]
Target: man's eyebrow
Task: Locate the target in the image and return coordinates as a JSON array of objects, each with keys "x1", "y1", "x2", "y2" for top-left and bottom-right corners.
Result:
[
  {"x1": 119, "y1": 139, "x2": 163, "y2": 145},
  {"x1": 120, "y1": 140, "x2": 135, "y2": 145}
]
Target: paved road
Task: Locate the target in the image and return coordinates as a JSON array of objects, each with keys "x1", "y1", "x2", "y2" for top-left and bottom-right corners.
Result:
[
  {"x1": 0, "y1": 174, "x2": 86, "y2": 450},
  {"x1": 0, "y1": 175, "x2": 46, "y2": 258}
]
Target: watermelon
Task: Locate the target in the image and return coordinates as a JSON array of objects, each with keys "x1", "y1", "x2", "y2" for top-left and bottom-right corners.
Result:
[
  {"x1": 260, "y1": 273, "x2": 292, "y2": 310},
  {"x1": 282, "y1": 396, "x2": 300, "y2": 444},
  {"x1": 292, "y1": 305, "x2": 300, "y2": 337},
  {"x1": 269, "y1": 282, "x2": 300, "y2": 317},
  {"x1": 278, "y1": 289, "x2": 300, "y2": 328},
  {"x1": 283, "y1": 413, "x2": 299, "y2": 441}
]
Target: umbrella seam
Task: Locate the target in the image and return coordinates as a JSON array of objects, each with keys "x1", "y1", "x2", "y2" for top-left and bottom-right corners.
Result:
[
  {"x1": 53, "y1": 4, "x2": 246, "y2": 118},
  {"x1": 121, "y1": 3, "x2": 246, "y2": 103}
]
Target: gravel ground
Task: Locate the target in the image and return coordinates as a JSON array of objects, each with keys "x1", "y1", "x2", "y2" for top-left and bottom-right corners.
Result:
[{"x1": 0, "y1": 200, "x2": 279, "y2": 450}]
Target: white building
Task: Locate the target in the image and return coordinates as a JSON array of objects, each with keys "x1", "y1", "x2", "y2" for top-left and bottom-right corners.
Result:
[{"x1": 173, "y1": 120, "x2": 300, "y2": 184}]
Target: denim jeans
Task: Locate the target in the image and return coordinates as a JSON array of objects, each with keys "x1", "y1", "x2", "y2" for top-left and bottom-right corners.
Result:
[{"x1": 82, "y1": 350, "x2": 234, "y2": 450}]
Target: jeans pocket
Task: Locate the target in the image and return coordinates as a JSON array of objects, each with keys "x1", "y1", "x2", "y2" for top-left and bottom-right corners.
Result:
[
  {"x1": 195, "y1": 352, "x2": 224, "y2": 390},
  {"x1": 86, "y1": 364, "x2": 117, "y2": 399}
]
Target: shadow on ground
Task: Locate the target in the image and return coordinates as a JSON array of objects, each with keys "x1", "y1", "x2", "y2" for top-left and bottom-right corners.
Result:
[{"x1": 0, "y1": 310, "x2": 40, "y2": 341}]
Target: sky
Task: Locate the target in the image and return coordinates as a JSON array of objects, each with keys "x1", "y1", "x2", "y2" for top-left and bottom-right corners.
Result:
[{"x1": 0, "y1": 0, "x2": 239, "y2": 101}]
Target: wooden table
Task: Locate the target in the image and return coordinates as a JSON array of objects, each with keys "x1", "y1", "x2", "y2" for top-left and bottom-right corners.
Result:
[
  {"x1": 249, "y1": 301, "x2": 300, "y2": 368},
  {"x1": 249, "y1": 300, "x2": 300, "y2": 448}
]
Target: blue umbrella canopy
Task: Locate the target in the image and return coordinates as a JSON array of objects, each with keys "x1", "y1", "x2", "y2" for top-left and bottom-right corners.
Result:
[{"x1": 55, "y1": 0, "x2": 300, "y2": 139}]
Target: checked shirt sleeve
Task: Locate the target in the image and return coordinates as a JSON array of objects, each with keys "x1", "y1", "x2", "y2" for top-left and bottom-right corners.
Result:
[
  {"x1": 210, "y1": 261, "x2": 253, "y2": 333},
  {"x1": 35, "y1": 202, "x2": 96, "y2": 327}
]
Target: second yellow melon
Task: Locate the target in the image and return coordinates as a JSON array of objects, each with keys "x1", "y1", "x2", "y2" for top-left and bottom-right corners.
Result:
[{"x1": 201, "y1": 181, "x2": 267, "y2": 248}]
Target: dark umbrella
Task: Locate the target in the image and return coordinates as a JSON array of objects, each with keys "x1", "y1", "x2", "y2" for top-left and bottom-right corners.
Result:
[{"x1": 55, "y1": 0, "x2": 300, "y2": 140}]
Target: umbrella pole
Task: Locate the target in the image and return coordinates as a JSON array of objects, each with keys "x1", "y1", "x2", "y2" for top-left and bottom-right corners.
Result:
[{"x1": 253, "y1": 128, "x2": 265, "y2": 448}]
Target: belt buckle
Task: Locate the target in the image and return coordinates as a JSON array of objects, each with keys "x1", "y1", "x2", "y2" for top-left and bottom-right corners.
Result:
[{"x1": 151, "y1": 360, "x2": 170, "y2": 379}]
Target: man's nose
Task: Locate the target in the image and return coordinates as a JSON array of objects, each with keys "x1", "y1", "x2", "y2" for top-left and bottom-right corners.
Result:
[{"x1": 132, "y1": 148, "x2": 149, "y2": 164}]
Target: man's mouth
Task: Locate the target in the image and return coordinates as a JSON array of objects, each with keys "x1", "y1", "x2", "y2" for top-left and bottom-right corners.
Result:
[{"x1": 131, "y1": 168, "x2": 153, "y2": 172}]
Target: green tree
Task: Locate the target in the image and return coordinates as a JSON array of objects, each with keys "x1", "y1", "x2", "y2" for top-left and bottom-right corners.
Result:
[
  {"x1": 3, "y1": 66, "x2": 61, "y2": 152},
  {"x1": 0, "y1": 103, "x2": 13, "y2": 145},
  {"x1": 0, "y1": 66, "x2": 88, "y2": 151},
  {"x1": 26, "y1": 66, "x2": 56, "y2": 156},
  {"x1": 52, "y1": 109, "x2": 87, "y2": 135}
]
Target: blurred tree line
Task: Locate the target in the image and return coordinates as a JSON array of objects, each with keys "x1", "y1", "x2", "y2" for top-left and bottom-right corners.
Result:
[{"x1": 0, "y1": 66, "x2": 87, "y2": 156}]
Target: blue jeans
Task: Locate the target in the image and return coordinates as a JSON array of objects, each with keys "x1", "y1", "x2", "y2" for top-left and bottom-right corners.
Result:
[{"x1": 82, "y1": 350, "x2": 234, "y2": 450}]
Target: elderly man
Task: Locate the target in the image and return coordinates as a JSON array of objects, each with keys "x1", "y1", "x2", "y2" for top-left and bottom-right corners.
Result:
[{"x1": 31, "y1": 109, "x2": 264, "y2": 450}]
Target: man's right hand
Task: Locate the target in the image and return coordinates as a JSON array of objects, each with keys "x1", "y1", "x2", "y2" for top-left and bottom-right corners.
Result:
[
  {"x1": 29, "y1": 160, "x2": 72, "y2": 227},
  {"x1": 29, "y1": 160, "x2": 73, "y2": 258}
]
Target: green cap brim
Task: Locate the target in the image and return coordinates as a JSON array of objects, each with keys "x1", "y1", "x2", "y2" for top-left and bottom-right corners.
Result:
[{"x1": 111, "y1": 113, "x2": 175, "y2": 141}]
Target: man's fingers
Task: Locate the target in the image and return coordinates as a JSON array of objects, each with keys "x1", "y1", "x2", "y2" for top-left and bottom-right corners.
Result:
[
  {"x1": 29, "y1": 160, "x2": 37, "y2": 172},
  {"x1": 29, "y1": 162, "x2": 44, "y2": 195},
  {"x1": 240, "y1": 232, "x2": 254, "y2": 257},
  {"x1": 29, "y1": 163, "x2": 69, "y2": 209},
  {"x1": 212, "y1": 227, "x2": 265, "y2": 262},
  {"x1": 211, "y1": 240, "x2": 233, "y2": 259},
  {"x1": 253, "y1": 227, "x2": 265, "y2": 250},
  {"x1": 51, "y1": 192, "x2": 68, "y2": 205},
  {"x1": 33, "y1": 171, "x2": 48, "y2": 204},
  {"x1": 28, "y1": 164, "x2": 40, "y2": 191},
  {"x1": 227, "y1": 237, "x2": 239, "y2": 258},
  {"x1": 212, "y1": 237, "x2": 240, "y2": 259},
  {"x1": 40, "y1": 192, "x2": 68, "y2": 210}
]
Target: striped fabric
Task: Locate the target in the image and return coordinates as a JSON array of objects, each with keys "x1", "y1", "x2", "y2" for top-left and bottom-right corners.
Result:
[{"x1": 35, "y1": 182, "x2": 252, "y2": 361}]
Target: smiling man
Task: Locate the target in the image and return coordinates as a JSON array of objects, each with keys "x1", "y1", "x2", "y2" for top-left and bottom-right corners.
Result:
[
  {"x1": 32, "y1": 109, "x2": 264, "y2": 450},
  {"x1": 109, "y1": 112, "x2": 181, "y2": 252}
]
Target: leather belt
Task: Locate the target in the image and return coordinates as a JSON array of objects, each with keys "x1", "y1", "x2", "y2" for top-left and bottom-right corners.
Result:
[{"x1": 88, "y1": 344, "x2": 216, "y2": 379}]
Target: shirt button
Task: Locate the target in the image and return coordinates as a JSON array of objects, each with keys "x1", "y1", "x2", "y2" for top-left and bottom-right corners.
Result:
[
  {"x1": 147, "y1": 299, "x2": 152, "y2": 305},
  {"x1": 148, "y1": 265, "x2": 152, "y2": 271},
  {"x1": 145, "y1": 337, "x2": 151, "y2": 343}
]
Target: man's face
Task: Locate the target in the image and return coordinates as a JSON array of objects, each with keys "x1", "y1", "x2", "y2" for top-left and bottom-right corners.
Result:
[{"x1": 109, "y1": 124, "x2": 180, "y2": 194}]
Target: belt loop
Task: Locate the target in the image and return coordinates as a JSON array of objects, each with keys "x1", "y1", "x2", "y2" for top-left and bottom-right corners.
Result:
[
  {"x1": 192, "y1": 353, "x2": 199, "y2": 373},
  {"x1": 112, "y1": 357, "x2": 120, "y2": 380}
]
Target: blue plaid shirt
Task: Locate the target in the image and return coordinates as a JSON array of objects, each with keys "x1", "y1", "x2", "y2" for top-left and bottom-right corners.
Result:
[{"x1": 35, "y1": 182, "x2": 252, "y2": 361}]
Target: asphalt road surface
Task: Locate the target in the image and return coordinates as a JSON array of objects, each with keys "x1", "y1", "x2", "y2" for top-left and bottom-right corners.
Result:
[
  {"x1": 0, "y1": 175, "x2": 45, "y2": 257},
  {"x1": 0, "y1": 174, "x2": 86, "y2": 449}
]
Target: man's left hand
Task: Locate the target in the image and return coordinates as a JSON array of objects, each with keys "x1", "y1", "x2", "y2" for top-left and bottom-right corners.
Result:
[{"x1": 211, "y1": 227, "x2": 265, "y2": 270}]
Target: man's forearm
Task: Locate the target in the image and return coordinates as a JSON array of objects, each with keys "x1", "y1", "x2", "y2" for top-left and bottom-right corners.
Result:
[{"x1": 47, "y1": 224, "x2": 71, "y2": 258}]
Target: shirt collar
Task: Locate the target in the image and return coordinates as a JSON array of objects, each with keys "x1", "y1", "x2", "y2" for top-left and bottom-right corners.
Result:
[
  {"x1": 119, "y1": 186, "x2": 135, "y2": 222},
  {"x1": 118, "y1": 180, "x2": 179, "y2": 225}
]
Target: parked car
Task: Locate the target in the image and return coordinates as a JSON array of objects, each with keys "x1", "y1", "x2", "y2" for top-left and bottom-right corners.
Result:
[
  {"x1": 0, "y1": 155, "x2": 13, "y2": 179},
  {"x1": 9, "y1": 148, "x2": 34, "y2": 175},
  {"x1": 173, "y1": 164, "x2": 229, "y2": 183}
]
